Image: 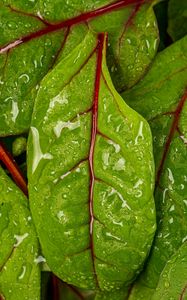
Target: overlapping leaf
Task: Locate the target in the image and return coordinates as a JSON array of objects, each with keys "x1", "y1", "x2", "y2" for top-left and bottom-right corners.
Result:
[
  {"x1": 0, "y1": 0, "x2": 159, "y2": 136},
  {"x1": 27, "y1": 31, "x2": 156, "y2": 293},
  {"x1": 122, "y1": 35, "x2": 187, "y2": 299},
  {"x1": 0, "y1": 167, "x2": 40, "y2": 300},
  {"x1": 168, "y1": 0, "x2": 187, "y2": 41},
  {"x1": 152, "y1": 242, "x2": 187, "y2": 300}
]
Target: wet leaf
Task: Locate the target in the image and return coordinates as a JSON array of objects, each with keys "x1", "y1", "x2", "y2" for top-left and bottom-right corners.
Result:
[
  {"x1": 122, "y1": 36, "x2": 187, "y2": 299},
  {"x1": 0, "y1": 167, "x2": 40, "y2": 300},
  {"x1": 152, "y1": 242, "x2": 187, "y2": 300},
  {"x1": 27, "y1": 31, "x2": 156, "y2": 293},
  {"x1": 0, "y1": 0, "x2": 159, "y2": 136}
]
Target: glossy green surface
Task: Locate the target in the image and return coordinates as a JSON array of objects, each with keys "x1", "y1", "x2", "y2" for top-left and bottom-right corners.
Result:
[
  {"x1": 152, "y1": 242, "x2": 187, "y2": 300},
  {"x1": 0, "y1": 4, "x2": 64, "y2": 136},
  {"x1": 90, "y1": 1, "x2": 159, "y2": 91},
  {"x1": 0, "y1": 167, "x2": 40, "y2": 300},
  {"x1": 123, "y1": 36, "x2": 187, "y2": 299},
  {"x1": 0, "y1": 0, "x2": 159, "y2": 136},
  {"x1": 27, "y1": 31, "x2": 156, "y2": 293}
]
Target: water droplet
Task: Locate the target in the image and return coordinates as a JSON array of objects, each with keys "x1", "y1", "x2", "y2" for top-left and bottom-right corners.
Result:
[
  {"x1": 102, "y1": 152, "x2": 109, "y2": 169},
  {"x1": 113, "y1": 158, "x2": 125, "y2": 171},
  {"x1": 34, "y1": 255, "x2": 46, "y2": 264},
  {"x1": 60, "y1": 171, "x2": 71, "y2": 180},
  {"x1": 182, "y1": 235, "x2": 187, "y2": 243},
  {"x1": 167, "y1": 168, "x2": 174, "y2": 184},
  {"x1": 7, "y1": 21, "x2": 18, "y2": 29},
  {"x1": 106, "y1": 231, "x2": 121, "y2": 241},
  {"x1": 14, "y1": 233, "x2": 29, "y2": 247},
  {"x1": 45, "y1": 39, "x2": 52, "y2": 47},
  {"x1": 18, "y1": 73, "x2": 30, "y2": 84},
  {"x1": 164, "y1": 281, "x2": 170, "y2": 288},
  {"x1": 11, "y1": 100, "x2": 19, "y2": 123},
  {"x1": 18, "y1": 266, "x2": 26, "y2": 280},
  {"x1": 31, "y1": 127, "x2": 53, "y2": 173},
  {"x1": 135, "y1": 121, "x2": 144, "y2": 145},
  {"x1": 145, "y1": 39, "x2": 150, "y2": 50},
  {"x1": 107, "y1": 140, "x2": 120, "y2": 153},
  {"x1": 53, "y1": 118, "x2": 80, "y2": 138}
]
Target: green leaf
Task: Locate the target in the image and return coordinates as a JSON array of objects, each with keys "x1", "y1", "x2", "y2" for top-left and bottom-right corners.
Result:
[
  {"x1": 90, "y1": 1, "x2": 159, "y2": 92},
  {"x1": 27, "y1": 31, "x2": 156, "y2": 293},
  {"x1": 152, "y1": 242, "x2": 187, "y2": 300},
  {"x1": 168, "y1": 0, "x2": 187, "y2": 41},
  {"x1": 122, "y1": 36, "x2": 187, "y2": 299},
  {"x1": 0, "y1": 167, "x2": 40, "y2": 300},
  {"x1": 0, "y1": 0, "x2": 159, "y2": 136}
]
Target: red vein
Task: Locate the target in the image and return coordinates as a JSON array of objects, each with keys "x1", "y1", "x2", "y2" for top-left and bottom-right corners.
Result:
[
  {"x1": 8, "y1": 5, "x2": 52, "y2": 26},
  {"x1": 156, "y1": 89, "x2": 187, "y2": 186},
  {"x1": 88, "y1": 33, "x2": 105, "y2": 288},
  {"x1": 49, "y1": 27, "x2": 70, "y2": 69},
  {"x1": 0, "y1": 247, "x2": 15, "y2": 272},
  {"x1": 0, "y1": 0, "x2": 145, "y2": 54},
  {"x1": 148, "y1": 111, "x2": 175, "y2": 122},
  {"x1": 180, "y1": 283, "x2": 187, "y2": 300},
  {"x1": 0, "y1": 142, "x2": 28, "y2": 196},
  {"x1": 118, "y1": 1, "x2": 143, "y2": 58}
]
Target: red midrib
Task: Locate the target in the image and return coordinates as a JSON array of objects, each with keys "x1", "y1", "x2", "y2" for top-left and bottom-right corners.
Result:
[
  {"x1": 89, "y1": 33, "x2": 105, "y2": 288},
  {"x1": 156, "y1": 89, "x2": 187, "y2": 186},
  {"x1": 119, "y1": 1, "x2": 143, "y2": 49},
  {"x1": 0, "y1": 142, "x2": 28, "y2": 196},
  {"x1": 0, "y1": 0, "x2": 145, "y2": 54}
]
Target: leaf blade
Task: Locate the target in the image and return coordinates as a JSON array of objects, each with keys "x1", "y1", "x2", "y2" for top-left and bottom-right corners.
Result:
[{"x1": 28, "y1": 31, "x2": 156, "y2": 292}]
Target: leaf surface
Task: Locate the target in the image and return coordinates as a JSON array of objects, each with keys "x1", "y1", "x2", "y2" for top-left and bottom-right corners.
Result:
[
  {"x1": 0, "y1": 167, "x2": 40, "y2": 300},
  {"x1": 27, "y1": 31, "x2": 156, "y2": 292},
  {"x1": 152, "y1": 242, "x2": 187, "y2": 300},
  {"x1": 122, "y1": 36, "x2": 187, "y2": 299},
  {"x1": 0, "y1": 0, "x2": 159, "y2": 136}
]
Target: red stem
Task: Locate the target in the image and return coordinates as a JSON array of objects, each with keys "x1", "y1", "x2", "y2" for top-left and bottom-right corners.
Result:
[
  {"x1": 0, "y1": 142, "x2": 28, "y2": 196},
  {"x1": 51, "y1": 274, "x2": 60, "y2": 300},
  {"x1": 156, "y1": 89, "x2": 187, "y2": 186}
]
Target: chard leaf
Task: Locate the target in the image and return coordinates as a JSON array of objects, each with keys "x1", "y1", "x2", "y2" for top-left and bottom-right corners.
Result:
[
  {"x1": 0, "y1": 167, "x2": 40, "y2": 300},
  {"x1": 168, "y1": 0, "x2": 187, "y2": 41},
  {"x1": 122, "y1": 36, "x2": 187, "y2": 299},
  {"x1": 151, "y1": 242, "x2": 187, "y2": 300},
  {"x1": 0, "y1": 0, "x2": 159, "y2": 136},
  {"x1": 27, "y1": 31, "x2": 156, "y2": 293}
]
